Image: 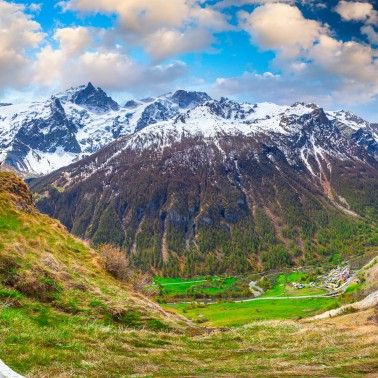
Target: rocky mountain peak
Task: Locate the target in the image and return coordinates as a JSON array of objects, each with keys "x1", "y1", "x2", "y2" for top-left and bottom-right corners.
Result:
[
  {"x1": 71, "y1": 82, "x2": 120, "y2": 112},
  {"x1": 50, "y1": 96, "x2": 65, "y2": 115},
  {"x1": 170, "y1": 90, "x2": 212, "y2": 109},
  {"x1": 124, "y1": 100, "x2": 141, "y2": 109},
  {"x1": 205, "y1": 97, "x2": 251, "y2": 120}
]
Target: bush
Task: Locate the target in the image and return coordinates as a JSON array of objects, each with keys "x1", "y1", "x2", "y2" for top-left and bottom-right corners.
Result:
[
  {"x1": 97, "y1": 244, "x2": 151, "y2": 291},
  {"x1": 98, "y1": 244, "x2": 130, "y2": 281}
]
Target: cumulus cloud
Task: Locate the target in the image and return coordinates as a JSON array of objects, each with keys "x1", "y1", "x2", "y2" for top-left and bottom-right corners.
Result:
[
  {"x1": 0, "y1": 0, "x2": 189, "y2": 97},
  {"x1": 238, "y1": 4, "x2": 327, "y2": 59},
  {"x1": 59, "y1": 0, "x2": 231, "y2": 61},
  {"x1": 335, "y1": 1, "x2": 378, "y2": 24},
  {"x1": 335, "y1": 1, "x2": 378, "y2": 46},
  {"x1": 217, "y1": 3, "x2": 378, "y2": 107},
  {"x1": 33, "y1": 28, "x2": 188, "y2": 94},
  {"x1": 142, "y1": 28, "x2": 215, "y2": 61},
  {"x1": 0, "y1": 1, "x2": 44, "y2": 89},
  {"x1": 54, "y1": 26, "x2": 93, "y2": 56},
  {"x1": 361, "y1": 25, "x2": 378, "y2": 45}
]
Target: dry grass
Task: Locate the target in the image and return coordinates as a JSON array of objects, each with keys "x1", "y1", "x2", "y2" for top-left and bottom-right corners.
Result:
[
  {"x1": 1, "y1": 307, "x2": 376, "y2": 377},
  {"x1": 0, "y1": 172, "x2": 189, "y2": 331}
]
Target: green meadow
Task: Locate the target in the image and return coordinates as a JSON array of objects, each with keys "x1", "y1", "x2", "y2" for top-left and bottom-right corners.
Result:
[{"x1": 164, "y1": 296, "x2": 339, "y2": 327}]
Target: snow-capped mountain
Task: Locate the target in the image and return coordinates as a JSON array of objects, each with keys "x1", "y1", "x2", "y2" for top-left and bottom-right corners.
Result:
[
  {"x1": 0, "y1": 83, "x2": 211, "y2": 174},
  {"x1": 30, "y1": 96, "x2": 378, "y2": 275},
  {"x1": 101, "y1": 99, "x2": 378, "y2": 165},
  {"x1": 1, "y1": 83, "x2": 377, "y2": 177}
]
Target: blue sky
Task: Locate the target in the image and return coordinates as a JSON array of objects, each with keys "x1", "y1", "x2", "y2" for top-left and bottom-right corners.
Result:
[{"x1": 1, "y1": 0, "x2": 378, "y2": 120}]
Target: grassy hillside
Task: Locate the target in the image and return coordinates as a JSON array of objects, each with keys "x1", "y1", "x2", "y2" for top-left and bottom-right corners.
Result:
[
  {"x1": 2, "y1": 300, "x2": 377, "y2": 377},
  {"x1": 0, "y1": 172, "x2": 187, "y2": 331}
]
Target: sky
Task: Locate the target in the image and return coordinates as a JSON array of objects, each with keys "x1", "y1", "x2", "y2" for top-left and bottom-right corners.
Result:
[{"x1": 1, "y1": 0, "x2": 378, "y2": 120}]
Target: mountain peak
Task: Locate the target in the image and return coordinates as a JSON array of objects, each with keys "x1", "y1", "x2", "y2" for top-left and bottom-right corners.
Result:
[
  {"x1": 71, "y1": 83, "x2": 119, "y2": 111},
  {"x1": 170, "y1": 90, "x2": 212, "y2": 109},
  {"x1": 55, "y1": 83, "x2": 120, "y2": 112},
  {"x1": 86, "y1": 82, "x2": 95, "y2": 90}
]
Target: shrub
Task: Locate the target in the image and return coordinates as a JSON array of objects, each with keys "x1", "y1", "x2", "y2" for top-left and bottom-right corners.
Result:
[
  {"x1": 98, "y1": 244, "x2": 130, "y2": 281},
  {"x1": 97, "y1": 244, "x2": 152, "y2": 291}
]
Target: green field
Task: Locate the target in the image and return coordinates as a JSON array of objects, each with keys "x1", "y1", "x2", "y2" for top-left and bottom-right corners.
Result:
[
  {"x1": 153, "y1": 276, "x2": 237, "y2": 294},
  {"x1": 165, "y1": 296, "x2": 339, "y2": 327},
  {"x1": 149, "y1": 269, "x2": 327, "y2": 303},
  {"x1": 148, "y1": 275, "x2": 249, "y2": 301},
  {"x1": 159, "y1": 270, "x2": 334, "y2": 327},
  {"x1": 258, "y1": 271, "x2": 327, "y2": 298}
]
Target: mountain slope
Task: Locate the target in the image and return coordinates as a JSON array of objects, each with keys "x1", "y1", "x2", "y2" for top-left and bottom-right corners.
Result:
[
  {"x1": 0, "y1": 172, "x2": 187, "y2": 329},
  {"x1": 0, "y1": 85, "x2": 211, "y2": 174},
  {"x1": 30, "y1": 100, "x2": 378, "y2": 276}
]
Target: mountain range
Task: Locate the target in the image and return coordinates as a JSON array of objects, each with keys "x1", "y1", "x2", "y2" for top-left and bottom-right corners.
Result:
[
  {"x1": 0, "y1": 83, "x2": 210, "y2": 174},
  {"x1": 27, "y1": 85, "x2": 378, "y2": 276}
]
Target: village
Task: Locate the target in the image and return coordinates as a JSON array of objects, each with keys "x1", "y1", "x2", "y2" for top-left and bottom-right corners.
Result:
[{"x1": 291, "y1": 264, "x2": 359, "y2": 293}]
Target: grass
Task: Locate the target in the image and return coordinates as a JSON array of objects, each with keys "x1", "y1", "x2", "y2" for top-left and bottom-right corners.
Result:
[
  {"x1": 1, "y1": 302, "x2": 377, "y2": 377},
  {"x1": 164, "y1": 297, "x2": 339, "y2": 327},
  {"x1": 150, "y1": 271, "x2": 326, "y2": 302},
  {"x1": 0, "y1": 172, "x2": 187, "y2": 332},
  {"x1": 150, "y1": 276, "x2": 239, "y2": 297}
]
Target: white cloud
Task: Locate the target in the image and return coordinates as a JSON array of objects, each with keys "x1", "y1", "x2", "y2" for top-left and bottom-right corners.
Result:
[
  {"x1": 217, "y1": 3, "x2": 378, "y2": 107},
  {"x1": 59, "y1": 0, "x2": 231, "y2": 61},
  {"x1": 29, "y1": 3, "x2": 42, "y2": 13},
  {"x1": 361, "y1": 24, "x2": 378, "y2": 45},
  {"x1": 54, "y1": 26, "x2": 93, "y2": 56},
  {"x1": 33, "y1": 35, "x2": 188, "y2": 94},
  {"x1": 335, "y1": 1, "x2": 378, "y2": 24},
  {"x1": 238, "y1": 4, "x2": 327, "y2": 59},
  {"x1": 0, "y1": 1, "x2": 44, "y2": 89},
  {"x1": 142, "y1": 28, "x2": 215, "y2": 62},
  {"x1": 334, "y1": 1, "x2": 378, "y2": 47},
  {"x1": 309, "y1": 35, "x2": 378, "y2": 84}
]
